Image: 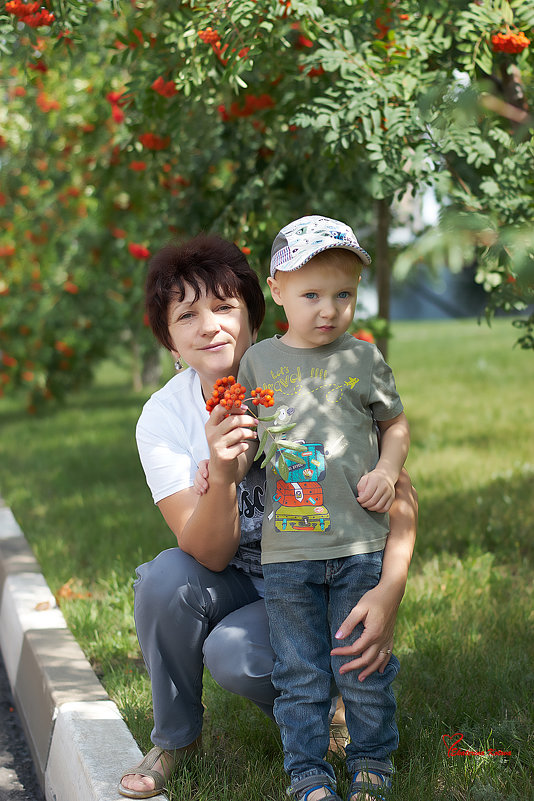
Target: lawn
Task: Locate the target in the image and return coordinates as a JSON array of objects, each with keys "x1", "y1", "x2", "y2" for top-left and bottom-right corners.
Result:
[{"x1": 0, "y1": 318, "x2": 532, "y2": 801}]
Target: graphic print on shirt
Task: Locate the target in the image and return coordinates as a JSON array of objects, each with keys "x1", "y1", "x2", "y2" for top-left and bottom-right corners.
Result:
[
  {"x1": 273, "y1": 442, "x2": 331, "y2": 533},
  {"x1": 268, "y1": 362, "x2": 358, "y2": 406},
  {"x1": 256, "y1": 355, "x2": 370, "y2": 536}
]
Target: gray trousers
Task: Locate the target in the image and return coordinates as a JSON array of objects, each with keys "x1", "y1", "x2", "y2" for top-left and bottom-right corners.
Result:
[{"x1": 134, "y1": 547, "x2": 277, "y2": 750}]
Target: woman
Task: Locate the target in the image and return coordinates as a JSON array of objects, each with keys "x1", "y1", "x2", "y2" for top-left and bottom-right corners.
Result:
[{"x1": 118, "y1": 234, "x2": 417, "y2": 799}]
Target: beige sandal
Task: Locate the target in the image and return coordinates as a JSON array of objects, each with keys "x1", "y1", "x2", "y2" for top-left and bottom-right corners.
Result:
[
  {"x1": 328, "y1": 696, "x2": 349, "y2": 756},
  {"x1": 118, "y1": 738, "x2": 201, "y2": 799},
  {"x1": 328, "y1": 720, "x2": 350, "y2": 755}
]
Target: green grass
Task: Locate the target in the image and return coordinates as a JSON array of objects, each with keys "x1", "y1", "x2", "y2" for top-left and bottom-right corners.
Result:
[{"x1": 1, "y1": 318, "x2": 533, "y2": 801}]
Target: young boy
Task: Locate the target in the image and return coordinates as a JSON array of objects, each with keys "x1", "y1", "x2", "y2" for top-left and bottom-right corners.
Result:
[
  {"x1": 238, "y1": 216, "x2": 410, "y2": 801},
  {"x1": 197, "y1": 215, "x2": 410, "y2": 801}
]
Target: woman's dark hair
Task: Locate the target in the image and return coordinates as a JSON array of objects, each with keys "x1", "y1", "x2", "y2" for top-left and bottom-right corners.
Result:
[{"x1": 145, "y1": 234, "x2": 266, "y2": 352}]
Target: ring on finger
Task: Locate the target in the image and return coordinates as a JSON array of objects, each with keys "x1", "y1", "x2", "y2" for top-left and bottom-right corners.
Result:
[{"x1": 379, "y1": 648, "x2": 392, "y2": 655}]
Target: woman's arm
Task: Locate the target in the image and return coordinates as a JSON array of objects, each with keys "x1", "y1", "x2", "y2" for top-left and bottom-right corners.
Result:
[
  {"x1": 331, "y1": 467, "x2": 417, "y2": 680},
  {"x1": 158, "y1": 403, "x2": 258, "y2": 572}
]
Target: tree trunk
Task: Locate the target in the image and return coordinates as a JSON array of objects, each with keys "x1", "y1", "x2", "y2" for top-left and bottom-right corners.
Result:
[
  {"x1": 375, "y1": 198, "x2": 391, "y2": 359},
  {"x1": 141, "y1": 347, "x2": 162, "y2": 386},
  {"x1": 131, "y1": 339, "x2": 142, "y2": 392},
  {"x1": 131, "y1": 341, "x2": 162, "y2": 390}
]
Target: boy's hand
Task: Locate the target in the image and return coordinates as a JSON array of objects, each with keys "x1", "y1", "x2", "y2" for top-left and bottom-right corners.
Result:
[
  {"x1": 356, "y1": 469, "x2": 395, "y2": 513},
  {"x1": 193, "y1": 460, "x2": 209, "y2": 496}
]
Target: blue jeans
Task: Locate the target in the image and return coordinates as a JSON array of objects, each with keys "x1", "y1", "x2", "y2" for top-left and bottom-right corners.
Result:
[{"x1": 263, "y1": 552, "x2": 399, "y2": 792}]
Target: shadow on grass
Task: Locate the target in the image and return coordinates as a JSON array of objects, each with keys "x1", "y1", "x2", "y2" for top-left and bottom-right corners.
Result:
[{"x1": 416, "y1": 470, "x2": 534, "y2": 566}]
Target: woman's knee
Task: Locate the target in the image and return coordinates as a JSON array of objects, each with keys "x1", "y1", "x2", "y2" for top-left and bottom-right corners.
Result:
[
  {"x1": 134, "y1": 547, "x2": 201, "y2": 611},
  {"x1": 204, "y1": 600, "x2": 275, "y2": 697}
]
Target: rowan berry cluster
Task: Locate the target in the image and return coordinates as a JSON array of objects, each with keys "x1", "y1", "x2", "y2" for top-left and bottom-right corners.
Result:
[
  {"x1": 138, "y1": 133, "x2": 171, "y2": 150},
  {"x1": 491, "y1": 30, "x2": 530, "y2": 54},
  {"x1": 6, "y1": 1, "x2": 55, "y2": 27},
  {"x1": 198, "y1": 27, "x2": 220, "y2": 45},
  {"x1": 206, "y1": 376, "x2": 274, "y2": 413},
  {"x1": 206, "y1": 376, "x2": 245, "y2": 412},
  {"x1": 251, "y1": 387, "x2": 275, "y2": 407}
]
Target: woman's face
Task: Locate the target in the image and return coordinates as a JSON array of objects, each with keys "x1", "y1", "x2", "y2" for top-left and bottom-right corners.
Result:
[{"x1": 168, "y1": 284, "x2": 255, "y2": 397}]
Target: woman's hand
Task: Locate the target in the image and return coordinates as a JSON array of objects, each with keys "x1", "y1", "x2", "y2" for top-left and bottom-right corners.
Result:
[
  {"x1": 204, "y1": 403, "x2": 258, "y2": 485},
  {"x1": 332, "y1": 468, "x2": 417, "y2": 681},
  {"x1": 331, "y1": 581, "x2": 400, "y2": 681}
]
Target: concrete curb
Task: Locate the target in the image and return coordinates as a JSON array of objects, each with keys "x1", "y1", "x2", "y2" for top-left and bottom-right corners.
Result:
[{"x1": 0, "y1": 497, "x2": 167, "y2": 801}]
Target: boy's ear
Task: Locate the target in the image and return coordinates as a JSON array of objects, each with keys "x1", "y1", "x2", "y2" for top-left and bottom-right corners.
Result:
[{"x1": 267, "y1": 276, "x2": 284, "y2": 306}]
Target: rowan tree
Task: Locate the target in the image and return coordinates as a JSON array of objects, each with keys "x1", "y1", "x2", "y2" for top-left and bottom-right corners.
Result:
[{"x1": 1, "y1": 0, "x2": 532, "y2": 409}]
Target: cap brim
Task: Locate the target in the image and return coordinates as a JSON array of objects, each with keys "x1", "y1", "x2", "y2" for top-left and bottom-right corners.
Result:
[{"x1": 270, "y1": 241, "x2": 371, "y2": 276}]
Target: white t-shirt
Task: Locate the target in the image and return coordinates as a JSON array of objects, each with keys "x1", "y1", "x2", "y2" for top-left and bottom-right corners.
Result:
[
  {"x1": 136, "y1": 367, "x2": 265, "y2": 582},
  {"x1": 136, "y1": 368, "x2": 210, "y2": 503}
]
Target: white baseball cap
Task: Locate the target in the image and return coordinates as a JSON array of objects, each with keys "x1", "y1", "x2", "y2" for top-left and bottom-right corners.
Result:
[{"x1": 270, "y1": 215, "x2": 371, "y2": 277}]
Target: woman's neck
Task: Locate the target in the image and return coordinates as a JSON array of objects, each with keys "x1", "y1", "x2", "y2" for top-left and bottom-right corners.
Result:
[{"x1": 199, "y1": 375, "x2": 215, "y2": 402}]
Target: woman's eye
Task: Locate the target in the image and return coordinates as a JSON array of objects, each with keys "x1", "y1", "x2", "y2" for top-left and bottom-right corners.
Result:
[{"x1": 178, "y1": 312, "x2": 193, "y2": 321}]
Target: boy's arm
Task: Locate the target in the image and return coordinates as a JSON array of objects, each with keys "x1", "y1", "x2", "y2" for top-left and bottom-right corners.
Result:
[{"x1": 357, "y1": 411, "x2": 410, "y2": 513}]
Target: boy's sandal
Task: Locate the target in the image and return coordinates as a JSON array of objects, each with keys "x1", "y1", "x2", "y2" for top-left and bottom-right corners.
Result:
[
  {"x1": 298, "y1": 785, "x2": 343, "y2": 801},
  {"x1": 118, "y1": 739, "x2": 200, "y2": 799},
  {"x1": 346, "y1": 770, "x2": 392, "y2": 801}
]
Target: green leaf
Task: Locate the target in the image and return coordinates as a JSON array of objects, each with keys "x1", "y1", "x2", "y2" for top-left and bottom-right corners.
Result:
[
  {"x1": 282, "y1": 451, "x2": 306, "y2": 465},
  {"x1": 278, "y1": 441, "x2": 307, "y2": 452},
  {"x1": 260, "y1": 441, "x2": 278, "y2": 469},
  {"x1": 277, "y1": 456, "x2": 289, "y2": 482},
  {"x1": 501, "y1": 0, "x2": 514, "y2": 25},
  {"x1": 254, "y1": 427, "x2": 271, "y2": 460},
  {"x1": 266, "y1": 422, "x2": 296, "y2": 434}
]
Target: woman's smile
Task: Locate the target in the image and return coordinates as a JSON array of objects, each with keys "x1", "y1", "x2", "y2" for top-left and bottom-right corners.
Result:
[{"x1": 200, "y1": 341, "x2": 228, "y2": 350}]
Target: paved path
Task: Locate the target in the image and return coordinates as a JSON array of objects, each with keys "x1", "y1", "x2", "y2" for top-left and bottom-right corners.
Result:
[
  {"x1": 0, "y1": 498, "x2": 160, "y2": 801},
  {"x1": 0, "y1": 649, "x2": 43, "y2": 801}
]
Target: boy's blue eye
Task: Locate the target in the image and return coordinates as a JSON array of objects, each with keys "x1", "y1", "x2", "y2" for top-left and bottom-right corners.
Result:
[
  {"x1": 304, "y1": 292, "x2": 317, "y2": 299},
  {"x1": 338, "y1": 291, "x2": 350, "y2": 299}
]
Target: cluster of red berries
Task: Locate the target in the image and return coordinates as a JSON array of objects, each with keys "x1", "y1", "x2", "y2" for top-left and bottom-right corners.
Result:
[
  {"x1": 206, "y1": 376, "x2": 275, "y2": 413},
  {"x1": 152, "y1": 76, "x2": 178, "y2": 98},
  {"x1": 138, "y1": 133, "x2": 171, "y2": 151},
  {"x1": 218, "y1": 93, "x2": 276, "y2": 121},
  {"x1": 251, "y1": 387, "x2": 275, "y2": 407},
  {"x1": 198, "y1": 27, "x2": 220, "y2": 45},
  {"x1": 206, "y1": 376, "x2": 246, "y2": 412},
  {"x1": 6, "y1": 1, "x2": 55, "y2": 27},
  {"x1": 491, "y1": 30, "x2": 530, "y2": 54}
]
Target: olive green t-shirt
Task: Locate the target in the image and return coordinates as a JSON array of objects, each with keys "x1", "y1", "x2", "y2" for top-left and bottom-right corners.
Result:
[{"x1": 238, "y1": 333, "x2": 404, "y2": 564}]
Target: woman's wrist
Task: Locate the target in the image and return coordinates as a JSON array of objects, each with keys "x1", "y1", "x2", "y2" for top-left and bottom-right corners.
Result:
[{"x1": 376, "y1": 564, "x2": 408, "y2": 606}]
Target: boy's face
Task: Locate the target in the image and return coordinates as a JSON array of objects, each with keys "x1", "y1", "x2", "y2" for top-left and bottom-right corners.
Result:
[{"x1": 267, "y1": 254, "x2": 361, "y2": 349}]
